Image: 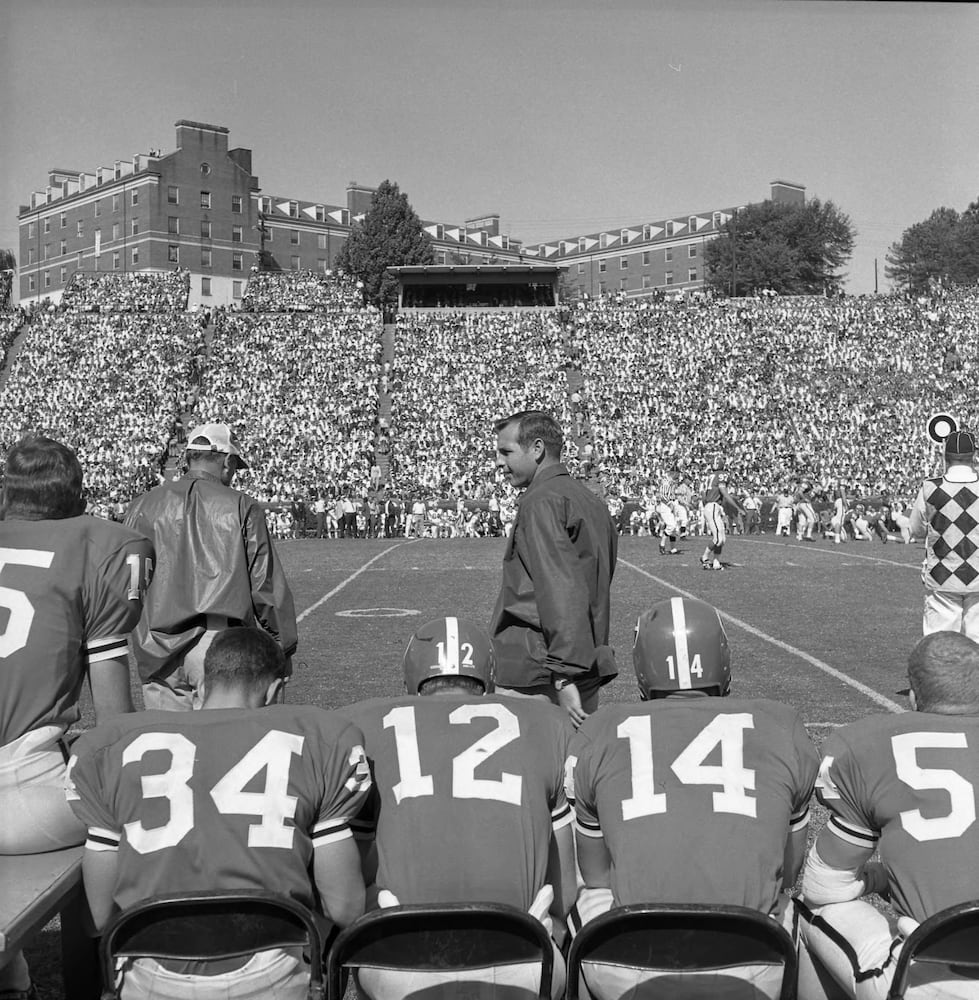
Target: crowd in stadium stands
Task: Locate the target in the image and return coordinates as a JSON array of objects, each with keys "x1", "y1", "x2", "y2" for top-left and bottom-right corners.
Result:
[
  {"x1": 0, "y1": 310, "x2": 202, "y2": 511},
  {"x1": 62, "y1": 269, "x2": 191, "y2": 312},
  {"x1": 388, "y1": 311, "x2": 575, "y2": 498},
  {"x1": 194, "y1": 305, "x2": 383, "y2": 504},
  {"x1": 240, "y1": 268, "x2": 364, "y2": 311}
]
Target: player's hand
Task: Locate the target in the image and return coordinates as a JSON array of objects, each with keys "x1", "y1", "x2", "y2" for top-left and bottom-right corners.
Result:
[{"x1": 557, "y1": 683, "x2": 588, "y2": 728}]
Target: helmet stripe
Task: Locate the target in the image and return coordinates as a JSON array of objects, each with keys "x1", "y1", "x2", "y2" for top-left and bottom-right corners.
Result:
[
  {"x1": 671, "y1": 597, "x2": 692, "y2": 689},
  {"x1": 445, "y1": 616, "x2": 460, "y2": 672}
]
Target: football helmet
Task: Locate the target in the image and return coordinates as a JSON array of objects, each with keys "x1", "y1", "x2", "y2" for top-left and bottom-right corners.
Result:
[
  {"x1": 403, "y1": 617, "x2": 496, "y2": 695},
  {"x1": 632, "y1": 597, "x2": 731, "y2": 699}
]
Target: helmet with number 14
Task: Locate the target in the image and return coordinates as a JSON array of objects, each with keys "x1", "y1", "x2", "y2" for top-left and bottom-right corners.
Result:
[
  {"x1": 402, "y1": 616, "x2": 496, "y2": 695},
  {"x1": 633, "y1": 596, "x2": 731, "y2": 699}
]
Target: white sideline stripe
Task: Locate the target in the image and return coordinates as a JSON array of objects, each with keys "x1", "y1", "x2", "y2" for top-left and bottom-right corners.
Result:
[
  {"x1": 297, "y1": 543, "x2": 410, "y2": 623},
  {"x1": 737, "y1": 537, "x2": 920, "y2": 571},
  {"x1": 619, "y1": 558, "x2": 906, "y2": 714}
]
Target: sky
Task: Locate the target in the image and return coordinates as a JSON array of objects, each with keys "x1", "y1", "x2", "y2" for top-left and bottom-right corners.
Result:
[{"x1": 2, "y1": 0, "x2": 977, "y2": 295}]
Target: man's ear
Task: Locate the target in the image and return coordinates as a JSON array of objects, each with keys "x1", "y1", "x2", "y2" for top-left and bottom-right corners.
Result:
[{"x1": 533, "y1": 438, "x2": 547, "y2": 463}]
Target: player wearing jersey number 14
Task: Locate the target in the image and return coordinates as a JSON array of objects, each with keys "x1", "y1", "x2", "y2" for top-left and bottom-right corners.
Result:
[
  {"x1": 65, "y1": 628, "x2": 370, "y2": 1000},
  {"x1": 342, "y1": 617, "x2": 575, "y2": 1000},
  {"x1": 796, "y1": 631, "x2": 979, "y2": 1000},
  {"x1": 569, "y1": 597, "x2": 819, "y2": 1000}
]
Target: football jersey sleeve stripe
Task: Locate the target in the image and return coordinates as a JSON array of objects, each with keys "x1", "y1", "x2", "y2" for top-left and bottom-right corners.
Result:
[
  {"x1": 86, "y1": 827, "x2": 120, "y2": 851},
  {"x1": 312, "y1": 826, "x2": 354, "y2": 846},
  {"x1": 789, "y1": 805, "x2": 811, "y2": 832},
  {"x1": 574, "y1": 818, "x2": 604, "y2": 839},
  {"x1": 552, "y1": 809, "x2": 573, "y2": 832},
  {"x1": 86, "y1": 635, "x2": 130, "y2": 663},
  {"x1": 827, "y1": 815, "x2": 878, "y2": 848}
]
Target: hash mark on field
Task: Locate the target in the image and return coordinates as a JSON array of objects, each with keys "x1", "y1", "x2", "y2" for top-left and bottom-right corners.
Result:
[
  {"x1": 620, "y1": 558, "x2": 905, "y2": 714},
  {"x1": 297, "y1": 543, "x2": 409, "y2": 623},
  {"x1": 739, "y1": 538, "x2": 919, "y2": 571}
]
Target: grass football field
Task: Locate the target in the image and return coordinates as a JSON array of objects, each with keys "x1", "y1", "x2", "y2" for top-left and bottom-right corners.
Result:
[{"x1": 28, "y1": 531, "x2": 924, "y2": 997}]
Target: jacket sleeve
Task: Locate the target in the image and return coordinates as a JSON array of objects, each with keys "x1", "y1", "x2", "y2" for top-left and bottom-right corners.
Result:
[
  {"x1": 521, "y1": 496, "x2": 596, "y2": 676},
  {"x1": 908, "y1": 485, "x2": 928, "y2": 541},
  {"x1": 244, "y1": 499, "x2": 299, "y2": 657}
]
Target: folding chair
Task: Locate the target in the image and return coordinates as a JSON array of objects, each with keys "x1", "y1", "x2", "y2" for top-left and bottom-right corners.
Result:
[
  {"x1": 887, "y1": 900, "x2": 979, "y2": 999},
  {"x1": 98, "y1": 889, "x2": 325, "y2": 1000},
  {"x1": 566, "y1": 902, "x2": 797, "y2": 1000},
  {"x1": 326, "y1": 902, "x2": 554, "y2": 1000}
]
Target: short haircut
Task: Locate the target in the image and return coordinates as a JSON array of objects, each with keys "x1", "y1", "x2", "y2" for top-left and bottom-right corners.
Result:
[
  {"x1": 2, "y1": 435, "x2": 84, "y2": 520},
  {"x1": 493, "y1": 410, "x2": 564, "y2": 458},
  {"x1": 203, "y1": 627, "x2": 285, "y2": 694},
  {"x1": 418, "y1": 675, "x2": 486, "y2": 696},
  {"x1": 908, "y1": 631, "x2": 979, "y2": 713},
  {"x1": 187, "y1": 436, "x2": 228, "y2": 467}
]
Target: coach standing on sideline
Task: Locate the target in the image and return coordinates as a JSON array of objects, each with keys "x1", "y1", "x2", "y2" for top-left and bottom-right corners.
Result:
[
  {"x1": 490, "y1": 410, "x2": 617, "y2": 727},
  {"x1": 126, "y1": 423, "x2": 298, "y2": 710},
  {"x1": 910, "y1": 428, "x2": 979, "y2": 640}
]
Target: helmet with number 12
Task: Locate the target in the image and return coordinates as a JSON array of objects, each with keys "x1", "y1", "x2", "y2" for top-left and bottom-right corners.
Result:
[
  {"x1": 633, "y1": 597, "x2": 731, "y2": 699},
  {"x1": 402, "y1": 616, "x2": 496, "y2": 695}
]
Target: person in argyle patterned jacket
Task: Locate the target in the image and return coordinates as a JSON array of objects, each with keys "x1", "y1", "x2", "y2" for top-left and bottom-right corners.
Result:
[{"x1": 910, "y1": 430, "x2": 979, "y2": 640}]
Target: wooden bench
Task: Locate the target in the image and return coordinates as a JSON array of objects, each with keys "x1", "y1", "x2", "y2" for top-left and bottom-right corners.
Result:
[{"x1": 0, "y1": 847, "x2": 99, "y2": 999}]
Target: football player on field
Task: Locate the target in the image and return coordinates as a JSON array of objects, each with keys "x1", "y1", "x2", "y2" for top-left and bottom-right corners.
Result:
[
  {"x1": 0, "y1": 436, "x2": 153, "y2": 999},
  {"x1": 701, "y1": 459, "x2": 744, "y2": 570},
  {"x1": 796, "y1": 630, "x2": 979, "y2": 1000},
  {"x1": 569, "y1": 597, "x2": 819, "y2": 1000},
  {"x1": 65, "y1": 627, "x2": 370, "y2": 999},
  {"x1": 343, "y1": 617, "x2": 575, "y2": 1000}
]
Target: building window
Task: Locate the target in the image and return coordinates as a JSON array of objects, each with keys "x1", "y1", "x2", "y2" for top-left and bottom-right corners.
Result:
[
  {"x1": 620, "y1": 278, "x2": 628, "y2": 291},
  {"x1": 318, "y1": 258, "x2": 327, "y2": 274},
  {"x1": 642, "y1": 275, "x2": 652, "y2": 289},
  {"x1": 260, "y1": 197, "x2": 272, "y2": 214},
  {"x1": 112, "y1": 194, "x2": 121, "y2": 212},
  {"x1": 290, "y1": 230, "x2": 300, "y2": 245},
  {"x1": 77, "y1": 251, "x2": 83, "y2": 266},
  {"x1": 232, "y1": 252, "x2": 243, "y2": 271},
  {"x1": 265, "y1": 227, "x2": 273, "y2": 243},
  {"x1": 599, "y1": 281, "x2": 606, "y2": 295},
  {"x1": 168, "y1": 217, "x2": 179, "y2": 235},
  {"x1": 131, "y1": 189, "x2": 138, "y2": 206},
  {"x1": 43, "y1": 244, "x2": 50, "y2": 260},
  {"x1": 642, "y1": 224, "x2": 652, "y2": 240},
  {"x1": 168, "y1": 186, "x2": 178, "y2": 204},
  {"x1": 232, "y1": 225, "x2": 243, "y2": 243},
  {"x1": 60, "y1": 239, "x2": 67, "y2": 256},
  {"x1": 131, "y1": 247, "x2": 139, "y2": 265},
  {"x1": 232, "y1": 280, "x2": 242, "y2": 299},
  {"x1": 577, "y1": 263, "x2": 584, "y2": 275},
  {"x1": 620, "y1": 256, "x2": 629, "y2": 269},
  {"x1": 29, "y1": 275, "x2": 35, "y2": 292},
  {"x1": 665, "y1": 248, "x2": 673, "y2": 262},
  {"x1": 599, "y1": 260, "x2": 607, "y2": 273},
  {"x1": 168, "y1": 245, "x2": 179, "y2": 263},
  {"x1": 201, "y1": 220, "x2": 211, "y2": 239},
  {"x1": 599, "y1": 233, "x2": 610, "y2": 249},
  {"x1": 131, "y1": 220, "x2": 139, "y2": 236},
  {"x1": 665, "y1": 271, "x2": 674, "y2": 285},
  {"x1": 44, "y1": 271, "x2": 51, "y2": 287},
  {"x1": 112, "y1": 223, "x2": 120, "y2": 241},
  {"x1": 44, "y1": 218, "x2": 51, "y2": 234},
  {"x1": 28, "y1": 221, "x2": 35, "y2": 238},
  {"x1": 27, "y1": 248, "x2": 35, "y2": 264},
  {"x1": 317, "y1": 234, "x2": 327, "y2": 250},
  {"x1": 713, "y1": 211, "x2": 723, "y2": 228},
  {"x1": 200, "y1": 162, "x2": 211, "y2": 176},
  {"x1": 577, "y1": 237, "x2": 586, "y2": 253},
  {"x1": 689, "y1": 245, "x2": 698, "y2": 258},
  {"x1": 77, "y1": 220, "x2": 84, "y2": 237},
  {"x1": 232, "y1": 194, "x2": 242, "y2": 213},
  {"x1": 201, "y1": 248, "x2": 212, "y2": 268},
  {"x1": 112, "y1": 252, "x2": 120, "y2": 270},
  {"x1": 290, "y1": 255, "x2": 300, "y2": 270},
  {"x1": 60, "y1": 212, "x2": 67, "y2": 229},
  {"x1": 689, "y1": 216, "x2": 697, "y2": 231},
  {"x1": 201, "y1": 276, "x2": 211, "y2": 296},
  {"x1": 315, "y1": 205, "x2": 325, "y2": 222},
  {"x1": 642, "y1": 251, "x2": 650, "y2": 265},
  {"x1": 621, "y1": 229, "x2": 630, "y2": 243},
  {"x1": 288, "y1": 201, "x2": 299, "y2": 218},
  {"x1": 200, "y1": 191, "x2": 211, "y2": 209},
  {"x1": 60, "y1": 265, "x2": 67, "y2": 283},
  {"x1": 689, "y1": 268, "x2": 698, "y2": 282},
  {"x1": 94, "y1": 200, "x2": 101, "y2": 218}
]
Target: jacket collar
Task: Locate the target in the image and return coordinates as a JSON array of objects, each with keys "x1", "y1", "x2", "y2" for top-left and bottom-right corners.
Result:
[{"x1": 525, "y1": 463, "x2": 570, "y2": 494}]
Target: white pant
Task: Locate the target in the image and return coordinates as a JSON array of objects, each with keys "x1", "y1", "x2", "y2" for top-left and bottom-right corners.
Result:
[
  {"x1": 142, "y1": 627, "x2": 222, "y2": 711},
  {"x1": 0, "y1": 725, "x2": 84, "y2": 854},
  {"x1": 119, "y1": 947, "x2": 307, "y2": 1000},
  {"x1": 704, "y1": 502, "x2": 726, "y2": 545},
  {"x1": 777, "y1": 508, "x2": 793, "y2": 534},
  {"x1": 922, "y1": 590, "x2": 979, "y2": 641},
  {"x1": 797, "y1": 898, "x2": 978, "y2": 1000}
]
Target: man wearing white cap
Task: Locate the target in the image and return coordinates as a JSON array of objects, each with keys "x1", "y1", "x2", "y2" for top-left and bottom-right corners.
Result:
[{"x1": 125, "y1": 423, "x2": 298, "y2": 710}]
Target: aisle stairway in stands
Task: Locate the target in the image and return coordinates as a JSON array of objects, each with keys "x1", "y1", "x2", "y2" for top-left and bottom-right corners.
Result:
[
  {"x1": 0, "y1": 312, "x2": 32, "y2": 392},
  {"x1": 562, "y1": 340, "x2": 604, "y2": 498},
  {"x1": 374, "y1": 321, "x2": 396, "y2": 486}
]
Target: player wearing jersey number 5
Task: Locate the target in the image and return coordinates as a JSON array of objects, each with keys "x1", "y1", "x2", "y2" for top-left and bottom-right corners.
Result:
[
  {"x1": 796, "y1": 631, "x2": 979, "y2": 1000},
  {"x1": 569, "y1": 597, "x2": 819, "y2": 1000},
  {"x1": 343, "y1": 617, "x2": 575, "y2": 1000},
  {"x1": 0, "y1": 436, "x2": 153, "y2": 1000},
  {"x1": 65, "y1": 628, "x2": 370, "y2": 1000}
]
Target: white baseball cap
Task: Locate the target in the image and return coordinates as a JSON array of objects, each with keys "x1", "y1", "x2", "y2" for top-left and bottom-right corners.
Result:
[{"x1": 186, "y1": 423, "x2": 249, "y2": 468}]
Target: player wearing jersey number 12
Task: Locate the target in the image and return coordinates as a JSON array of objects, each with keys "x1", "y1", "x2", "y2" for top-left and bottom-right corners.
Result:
[
  {"x1": 796, "y1": 631, "x2": 979, "y2": 1000},
  {"x1": 568, "y1": 596, "x2": 819, "y2": 1000},
  {"x1": 65, "y1": 628, "x2": 370, "y2": 1000},
  {"x1": 343, "y1": 617, "x2": 575, "y2": 1000}
]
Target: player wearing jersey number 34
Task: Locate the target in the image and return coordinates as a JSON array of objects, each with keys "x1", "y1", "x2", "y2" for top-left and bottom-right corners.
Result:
[
  {"x1": 796, "y1": 631, "x2": 979, "y2": 1000},
  {"x1": 569, "y1": 597, "x2": 819, "y2": 1000},
  {"x1": 343, "y1": 617, "x2": 575, "y2": 1000},
  {"x1": 65, "y1": 628, "x2": 370, "y2": 1000}
]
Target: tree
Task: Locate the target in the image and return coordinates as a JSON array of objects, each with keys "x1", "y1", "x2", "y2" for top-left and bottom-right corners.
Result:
[
  {"x1": 703, "y1": 198, "x2": 854, "y2": 296},
  {"x1": 0, "y1": 249, "x2": 14, "y2": 308},
  {"x1": 333, "y1": 180, "x2": 433, "y2": 308},
  {"x1": 885, "y1": 198, "x2": 979, "y2": 293}
]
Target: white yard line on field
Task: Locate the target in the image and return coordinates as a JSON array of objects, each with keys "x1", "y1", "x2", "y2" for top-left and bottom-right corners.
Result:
[
  {"x1": 737, "y1": 536, "x2": 920, "y2": 571},
  {"x1": 297, "y1": 542, "x2": 411, "y2": 623},
  {"x1": 619, "y1": 558, "x2": 906, "y2": 714}
]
